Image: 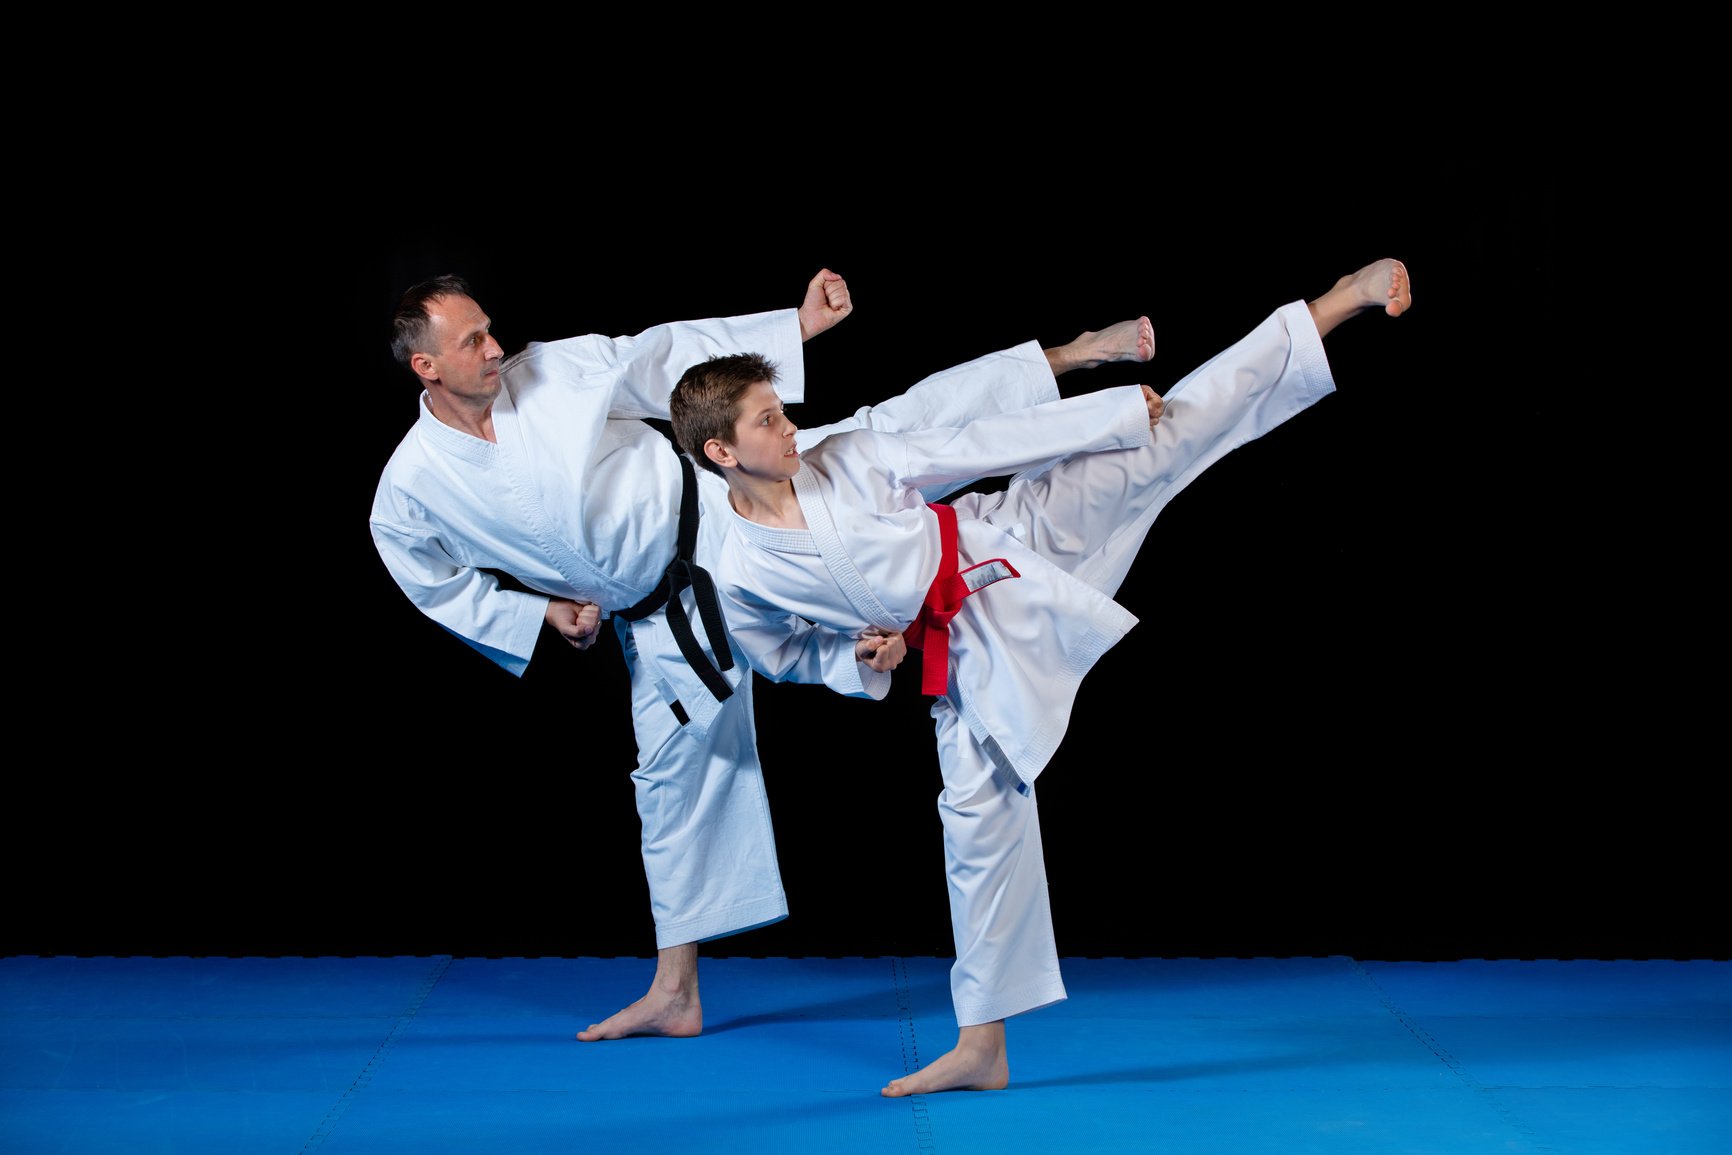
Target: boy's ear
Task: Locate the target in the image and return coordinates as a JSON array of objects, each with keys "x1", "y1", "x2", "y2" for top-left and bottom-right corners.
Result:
[{"x1": 703, "y1": 438, "x2": 735, "y2": 470}]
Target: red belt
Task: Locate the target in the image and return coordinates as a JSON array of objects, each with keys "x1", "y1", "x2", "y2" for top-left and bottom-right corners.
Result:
[{"x1": 903, "y1": 502, "x2": 1019, "y2": 695}]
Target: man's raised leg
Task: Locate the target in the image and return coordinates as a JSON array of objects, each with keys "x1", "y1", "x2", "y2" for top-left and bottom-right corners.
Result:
[{"x1": 1046, "y1": 316, "x2": 1156, "y2": 375}]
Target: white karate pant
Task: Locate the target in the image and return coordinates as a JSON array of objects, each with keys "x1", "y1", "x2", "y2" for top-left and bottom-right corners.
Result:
[
  {"x1": 617, "y1": 604, "x2": 788, "y2": 949},
  {"x1": 621, "y1": 341, "x2": 1065, "y2": 951},
  {"x1": 936, "y1": 301, "x2": 1336, "y2": 1025}
]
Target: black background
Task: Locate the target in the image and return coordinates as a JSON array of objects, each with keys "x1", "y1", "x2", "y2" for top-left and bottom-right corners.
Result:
[{"x1": 13, "y1": 138, "x2": 1715, "y2": 964}]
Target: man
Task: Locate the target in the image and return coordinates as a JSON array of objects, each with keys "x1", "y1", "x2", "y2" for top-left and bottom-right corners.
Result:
[{"x1": 370, "y1": 268, "x2": 1156, "y2": 1039}]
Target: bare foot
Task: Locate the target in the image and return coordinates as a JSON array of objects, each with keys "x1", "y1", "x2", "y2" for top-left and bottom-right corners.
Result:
[
  {"x1": 1309, "y1": 258, "x2": 1412, "y2": 337},
  {"x1": 576, "y1": 987, "x2": 702, "y2": 1040},
  {"x1": 1046, "y1": 316, "x2": 1156, "y2": 375},
  {"x1": 577, "y1": 943, "x2": 702, "y2": 1041},
  {"x1": 881, "y1": 1022, "x2": 1008, "y2": 1097},
  {"x1": 1349, "y1": 257, "x2": 1411, "y2": 316}
]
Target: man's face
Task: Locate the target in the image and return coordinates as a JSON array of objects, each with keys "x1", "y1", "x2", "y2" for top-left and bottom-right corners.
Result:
[
  {"x1": 421, "y1": 294, "x2": 504, "y2": 403},
  {"x1": 726, "y1": 379, "x2": 800, "y2": 480}
]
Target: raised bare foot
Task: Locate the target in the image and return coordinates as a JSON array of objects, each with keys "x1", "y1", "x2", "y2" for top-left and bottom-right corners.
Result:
[
  {"x1": 881, "y1": 1022, "x2": 1008, "y2": 1097},
  {"x1": 1309, "y1": 258, "x2": 1412, "y2": 337},
  {"x1": 1048, "y1": 316, "x2": 1156, "y2": 375},
  {"x1": 1330, "y1": 257, "x2": 1411, "y2": 316},
  {"x1": 576, "y1": 987, "x2": 702, "y2": 1041}
]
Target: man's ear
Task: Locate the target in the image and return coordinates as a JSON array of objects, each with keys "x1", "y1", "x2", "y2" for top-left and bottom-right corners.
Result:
[
  {"x1": 704, "y1": 438, "x2": 735, "y2": 470},
  {"x1": 411, "y1": 352, "x2": 439, "y2": 384}
]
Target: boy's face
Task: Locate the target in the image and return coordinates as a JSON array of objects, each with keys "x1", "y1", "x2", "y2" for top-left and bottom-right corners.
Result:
[{"x1": 725, "y1": 378, "x2": 801, "y2": 480}]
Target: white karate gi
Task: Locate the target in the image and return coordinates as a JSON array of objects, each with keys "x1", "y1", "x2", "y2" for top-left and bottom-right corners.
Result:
[
  {"x1": 712, "y1": 301, "x2": 1336, "y2": 1023},
  {"x1": 370, "y1": 311, "x2": 1060, "y2": 948}
]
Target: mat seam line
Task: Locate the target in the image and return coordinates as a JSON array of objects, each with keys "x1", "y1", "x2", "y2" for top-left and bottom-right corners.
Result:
[
  {"x1": 892, "y1": 956, "x2": 936, "y2": 1153},
  {"x1": 1349, "y1": 958, "x2": 1551, "y2": 1152},
  {"x1": 298, "y1": 953, "x2": 455, "y2": 1152}
]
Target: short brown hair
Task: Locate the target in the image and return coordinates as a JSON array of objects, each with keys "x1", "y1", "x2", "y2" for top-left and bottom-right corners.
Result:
[{"x1": 669, "y1": 353, "x2": 781, "y2": 476}]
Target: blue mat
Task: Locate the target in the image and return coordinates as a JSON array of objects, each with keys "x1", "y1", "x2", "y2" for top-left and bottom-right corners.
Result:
[{"x1": 2, "y1": 955, "x2": 1727, "y2": 1153}]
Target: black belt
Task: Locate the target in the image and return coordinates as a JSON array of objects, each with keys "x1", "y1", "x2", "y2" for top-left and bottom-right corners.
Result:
[{"x1": 615, "y1": 446, "x2": 734, "y2": 721}]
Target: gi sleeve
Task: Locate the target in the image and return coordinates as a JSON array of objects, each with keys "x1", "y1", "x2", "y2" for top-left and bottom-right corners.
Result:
[
  {"x1": 883, "y1": 385, "x2": 1153, "y2": 493},
  {"x1": 798, "y1": 339, "x2": 1060, "y2": 451},
  {"x1": 718, "y1": 584, "x2": 891, "y2": 701},
  {"x1": 370, "y1": 516, "x2": 547, "y2": 678},
  {"x1": 528, "y1": 309, "x2": 808, "y2": 421}
]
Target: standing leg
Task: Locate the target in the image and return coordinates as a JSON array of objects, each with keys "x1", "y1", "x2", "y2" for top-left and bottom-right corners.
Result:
[
  {"x1": 577, "y1": 615, "x2": 787, "y2": 1041},
  {"x1": 883, "y1": 698, "x2": 1064, "y2": 1097}
]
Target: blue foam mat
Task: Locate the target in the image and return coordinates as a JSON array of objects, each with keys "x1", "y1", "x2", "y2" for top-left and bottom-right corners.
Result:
[{"x1": 3, "y1": 955, "x2": 1727, "y2": 1154}]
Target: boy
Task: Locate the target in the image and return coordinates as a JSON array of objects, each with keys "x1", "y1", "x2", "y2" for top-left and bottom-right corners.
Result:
[{"x1": 669, "y1": 259, "x2": 1412, "y2": 1096}]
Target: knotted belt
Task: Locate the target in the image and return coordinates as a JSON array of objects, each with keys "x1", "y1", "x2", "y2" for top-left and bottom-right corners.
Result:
[
  {"x1": 903, "y1": 502, "x2": 1019, "y2": 695},
  {"x1": 615, "y1": 446, "x2": 734, "y2": 721}
]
